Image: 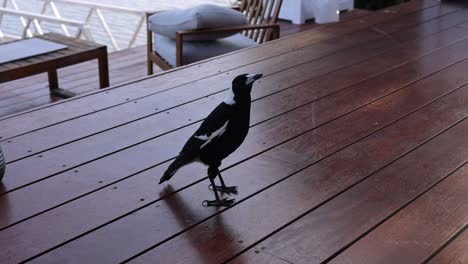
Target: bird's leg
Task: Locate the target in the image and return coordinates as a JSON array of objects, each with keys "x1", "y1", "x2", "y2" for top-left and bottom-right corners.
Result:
[
  {"x1": 216, "y1": 170, "x2": 238, "y2": 195},
  {"x1": 203, "y1": 167, "x2": 235, "y2": 207},
  {"x1": 208, "y1": 167, "x2": 238, "y2": 195}
]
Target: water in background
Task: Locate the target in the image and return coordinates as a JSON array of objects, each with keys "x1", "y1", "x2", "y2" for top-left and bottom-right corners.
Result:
[{"x1": 1, "y1": 0, "x2": 234, "y2": 51}]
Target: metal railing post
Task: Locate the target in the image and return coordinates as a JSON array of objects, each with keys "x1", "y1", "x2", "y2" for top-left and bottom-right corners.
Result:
[
  {"x1": 95, "y1": 8, "x2": 119, "y2": 50},
  {"x1": 0, "y1": 0, "x2": 7, "y2": 27},
  {"x1": 0, "y1": 28, "x2": 5, "y2": 42},
  {"x1": 129, "y1": 15, "x2": 144, "y2": 48},
  {"x1": 9, "y1": 0, "x2": 33, "y2": 37},
  {"x1": 41, "y1": 0, "x2": 71, "y2": 37}
]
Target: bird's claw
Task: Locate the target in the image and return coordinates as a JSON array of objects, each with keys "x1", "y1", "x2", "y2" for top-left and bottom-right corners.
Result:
[
  {"x1": 202, "y1": 198, "x2": 236, "y2": 207},
  {"x1": 208, "y1": 184, "x2": 238, "y2": 195}
]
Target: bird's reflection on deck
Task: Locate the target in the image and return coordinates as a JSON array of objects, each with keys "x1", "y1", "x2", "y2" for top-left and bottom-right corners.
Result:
[{"x1": 160, "y1": 185, "x2": 247, "y2": 263}]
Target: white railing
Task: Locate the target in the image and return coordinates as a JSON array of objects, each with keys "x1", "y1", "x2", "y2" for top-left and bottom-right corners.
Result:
[
  {"x1": 0, "y1": 0, "x2": 147, "y2": 50},
  {"x1": 0, "y1": 7, "x2": 91, "y2": 41}
]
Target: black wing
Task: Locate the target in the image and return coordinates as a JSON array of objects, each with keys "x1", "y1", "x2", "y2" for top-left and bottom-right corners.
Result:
[{"x1": 180, "y1": 103, "x2": 233, "y2": 157}]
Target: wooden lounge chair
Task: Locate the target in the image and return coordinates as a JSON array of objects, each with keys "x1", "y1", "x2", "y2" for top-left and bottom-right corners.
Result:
[{"x1": 146, "y1": 0, "x2": 283, "y2": 74}]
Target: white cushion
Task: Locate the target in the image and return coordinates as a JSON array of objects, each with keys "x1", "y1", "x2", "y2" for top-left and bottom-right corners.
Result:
[
  {"x1": 154, "y1": 33, "x2": 256, "y2": 66},
  {"x1": 148, "y1": 4, "x2": 248, "y2": 41}
]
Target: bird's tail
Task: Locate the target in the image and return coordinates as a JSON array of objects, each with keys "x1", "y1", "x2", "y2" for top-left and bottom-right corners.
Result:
[{"x1": 159, "y1": 155, "x2": 189, "y2": 184}]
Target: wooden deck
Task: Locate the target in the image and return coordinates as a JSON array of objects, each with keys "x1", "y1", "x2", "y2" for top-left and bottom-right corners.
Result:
[
  {"x1": 0, "y1": 10, "x2": 368, "y2": 118},
  {"x1": 1, "y1": 0, "x2": 468, "y2": 263}
]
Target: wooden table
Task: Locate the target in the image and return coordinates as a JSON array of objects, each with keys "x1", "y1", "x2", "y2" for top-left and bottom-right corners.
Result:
[
  {"x1": 0, "y1": 33, "x2": 109, "y2": 98},
  {"x1": 1, "y1": 0, "x2": 468, "y2": 263}
]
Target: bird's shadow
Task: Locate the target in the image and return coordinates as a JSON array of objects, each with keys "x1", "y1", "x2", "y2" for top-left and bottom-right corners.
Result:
[{"x1": 160, "y1": 185, "x2": 247, "y2": 263}]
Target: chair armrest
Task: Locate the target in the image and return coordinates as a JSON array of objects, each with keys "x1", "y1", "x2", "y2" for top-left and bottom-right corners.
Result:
[
  {"x1": 176, "y1": 23, "x2": 280, "y2": 36},
  {"x1": 145, "y1": 10, "x2": 162, "y2": 17},
  {"x1": 174, "y1": 23, "x2": 280, "y2": 67}
]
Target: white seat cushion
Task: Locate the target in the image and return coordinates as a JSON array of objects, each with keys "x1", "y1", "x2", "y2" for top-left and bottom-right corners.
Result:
[
  {"x1": 154, "y1": 33, "x2": 257, "y2": 66},
  {"x1": 148, "y1": 4, "x2": 247, "y2": 41}
]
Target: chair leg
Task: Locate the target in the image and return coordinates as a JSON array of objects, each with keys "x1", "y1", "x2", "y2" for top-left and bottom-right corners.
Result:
[
  {"x1": 147, "y1": 57, "x2": 154, "y2": 75},
  {"x1": 176, "y1": 33, "x2": 183, "y2": 67},
  {"x1": 275, "y1": 26, "x2": 280, "y2": 39},
  {"x1": 146, "y1": 12, "x2": 154, "y2": 76}
]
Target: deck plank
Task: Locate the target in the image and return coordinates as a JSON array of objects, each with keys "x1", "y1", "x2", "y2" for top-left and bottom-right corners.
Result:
[
  {"x1": 389, "y1": 8, "x2": 468, "y2": 42},
  {"x1": 328, "y1": 163, "x2": 468, "y2": 264},
  {"x1": 230, "y1": 249, "x2": 292, "y2": 264},
  {"x1": 316, "y1": 0, "x2": 440, "y2": 36},
  {"x1": 372, "y1": 3, "x2": 460, "y2": 34},
  {"x1": 427, "y1": 228, "x2": 468, "y2": 264}
]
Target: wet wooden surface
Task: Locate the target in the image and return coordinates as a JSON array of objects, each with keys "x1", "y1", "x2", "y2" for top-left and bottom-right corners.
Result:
[
  {"x1": 1, "y1": 0, "x2": 468, "y2": 263},
  {"x1": 0, "y1": 10, "x2": 369, "y2": 119}
]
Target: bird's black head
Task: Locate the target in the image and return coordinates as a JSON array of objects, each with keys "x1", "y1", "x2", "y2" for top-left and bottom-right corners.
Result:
[{"x1": 224, "y1": 73, "x2": 263, "y2": 105}]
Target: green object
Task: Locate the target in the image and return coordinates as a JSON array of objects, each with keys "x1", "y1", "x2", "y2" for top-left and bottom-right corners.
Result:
[
  {"x1": 0, "y1": 145, "x2": 4, "y2": 181},
  {"x1": 355, "y1": 0, "x2": 409, "y2": 10}
]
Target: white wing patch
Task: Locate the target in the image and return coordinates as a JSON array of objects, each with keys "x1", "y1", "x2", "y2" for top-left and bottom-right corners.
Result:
[
  {"x1": 195, "y1": 121, "x2": 229, "y2": 148},
  {"x1": 224, "y1": 88, "x2": 236, "y2": 105}
]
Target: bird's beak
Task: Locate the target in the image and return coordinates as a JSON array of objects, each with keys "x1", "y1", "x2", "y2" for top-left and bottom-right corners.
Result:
[{"x1": 246, "y1": 74, "x2": 263, "y2": 86}]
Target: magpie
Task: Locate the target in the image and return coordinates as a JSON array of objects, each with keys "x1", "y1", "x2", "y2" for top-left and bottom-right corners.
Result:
[{"x1": 159, "y1": 73, "x2": 263, "y2": 207}]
